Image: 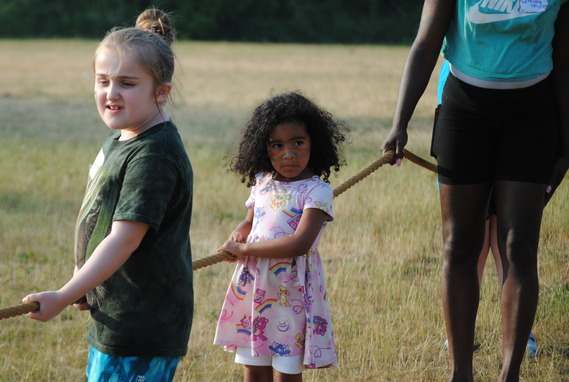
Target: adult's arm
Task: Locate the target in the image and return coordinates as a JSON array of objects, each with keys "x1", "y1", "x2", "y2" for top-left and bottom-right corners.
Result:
[{"x1": 381, "y1": 0, "x2": 455, "y2": 162}]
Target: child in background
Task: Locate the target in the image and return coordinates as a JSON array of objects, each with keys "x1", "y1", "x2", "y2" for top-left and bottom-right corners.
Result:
[
  {"x1": 22, "y1": 8, "x2": 194, "y2": 381},
  {"x1": 214, "y1": 92, "x2": 347, "y2": 382},
  {"x1": 437, "y1": 60, "x2": 539, "y2": 357}
]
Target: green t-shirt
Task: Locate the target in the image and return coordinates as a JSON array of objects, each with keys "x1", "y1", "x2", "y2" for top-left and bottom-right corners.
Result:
[{"x1": 75, "y1": 121, "x2": 193, "y2": 357}]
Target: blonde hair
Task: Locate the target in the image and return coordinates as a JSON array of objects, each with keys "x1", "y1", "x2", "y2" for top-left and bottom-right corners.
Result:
[
  {"x1": 135, "y1": 8, "x2": 175, "y2": 45},
  {"x1": 95, "y1": 8, "x2": 176, "y2": 88}
]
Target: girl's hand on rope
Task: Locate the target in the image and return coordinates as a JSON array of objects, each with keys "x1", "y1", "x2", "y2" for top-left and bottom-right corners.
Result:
[
  {"x1": 217, "y1": 240, "x2": 243, "y2": 262},
  {"x1": 229, "y1": 230, "x2": 245, "y2": 243},
  {"x1": 22, "y1": 291, "x2": 69, "y2": 322},
  {"x1": 219, "y1": 227, "x2": 249, "y2": 262},
  {"x1": 381, "y1": 127, "x2": 408, "y2": 166}
]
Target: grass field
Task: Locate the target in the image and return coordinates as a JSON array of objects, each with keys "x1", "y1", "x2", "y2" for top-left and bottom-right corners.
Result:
[{"x1": 0, "y1": 40, "x2": 567, "y2": 381}]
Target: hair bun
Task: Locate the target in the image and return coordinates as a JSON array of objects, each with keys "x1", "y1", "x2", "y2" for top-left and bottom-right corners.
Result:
[{"x1": 135, "y1": 8, "x2": 175, "y2": 45}]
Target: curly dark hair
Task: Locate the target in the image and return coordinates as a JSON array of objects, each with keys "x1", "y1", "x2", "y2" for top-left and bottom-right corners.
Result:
[{"x1": 229, "y1": 92, "x2": 349, "y2": 187}]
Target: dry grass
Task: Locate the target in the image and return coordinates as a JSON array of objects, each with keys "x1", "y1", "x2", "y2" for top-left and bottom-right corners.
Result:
[{"x1": 0, "y1": 40, "x2": 567, "y2": 381}]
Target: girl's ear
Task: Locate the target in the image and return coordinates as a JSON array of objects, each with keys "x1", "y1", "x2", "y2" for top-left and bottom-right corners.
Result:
[{"x1": 155, "y1": 83, "x2": 172, "y2": 103}]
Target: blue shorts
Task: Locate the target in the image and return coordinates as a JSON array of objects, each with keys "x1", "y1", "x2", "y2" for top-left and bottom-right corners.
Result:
[{"x1": 86, "y1": 346, "x2": 180, "y2": 382}]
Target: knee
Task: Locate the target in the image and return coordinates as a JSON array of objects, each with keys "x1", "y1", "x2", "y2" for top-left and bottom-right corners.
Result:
[
  {"x1": 442, "y1": 233, "x2": 480, "y2": 268},
  {"x1": 504, "y1": 233, "x2": 538, "y2": 269}
]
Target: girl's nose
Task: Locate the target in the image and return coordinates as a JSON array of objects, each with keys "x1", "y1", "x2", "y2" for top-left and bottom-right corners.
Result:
[
  {"x1": 283, "y1": 151, "x2": 296, "y2": 159},
  {"x1": 106, "y1": 84, "x2": 119, "y2": 101}
]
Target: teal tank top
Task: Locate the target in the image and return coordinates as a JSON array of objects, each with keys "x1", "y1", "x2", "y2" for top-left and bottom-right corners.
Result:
[{"x1": 442, "y1": 0, "x2": 567, "y2": 81}]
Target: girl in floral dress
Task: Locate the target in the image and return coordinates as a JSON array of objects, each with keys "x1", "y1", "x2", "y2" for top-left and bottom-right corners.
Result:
[{"x1": 214, "y1": 92, "x2": 348, "y2": 381}]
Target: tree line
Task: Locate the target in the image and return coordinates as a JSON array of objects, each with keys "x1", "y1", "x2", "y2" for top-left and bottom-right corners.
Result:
[{"x1": 0, "y1": 0, "x2": 421, "y2": 44}]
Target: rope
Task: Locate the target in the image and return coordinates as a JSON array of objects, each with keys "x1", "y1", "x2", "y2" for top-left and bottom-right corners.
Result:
[
  {"x1": 332, "y1": 150, "x2": 394, "y2": 197},
  {"x1": 0, "y1": 301, "x2": 39, "y2": 320},
  {"x1": 192, "y1": 149, "x2": 437, "y2": 271},
  {"x1": 194, "y1": 151, "x2": 397, "y2": 270},
  {"x1": 1, "y1": 150, "x2": 437, "y2": 319},
  {"x1": 404, "y1": 149, "x2": 438, "y2": 174},
  {"x1": 193, "y1": 252, "x2": 236, "y2": 270}
]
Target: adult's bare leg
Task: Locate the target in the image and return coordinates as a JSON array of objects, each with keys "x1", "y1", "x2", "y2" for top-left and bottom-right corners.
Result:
[
  {"x1": 440, "y1": 182, "x2": 493, "y2": 382},
  {"x1": 493, "y1": 181, "x2": 545, "y2": 382}
]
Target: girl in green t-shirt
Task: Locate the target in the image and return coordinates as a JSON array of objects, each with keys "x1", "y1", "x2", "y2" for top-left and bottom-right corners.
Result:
[{"x1": 22, "y1": 8, "x2": 193, "y2": 382}]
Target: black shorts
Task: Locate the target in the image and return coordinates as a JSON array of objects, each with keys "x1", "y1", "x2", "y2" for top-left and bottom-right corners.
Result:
[{"x1": 431, "y1": 73, "x2": 559, "y2": 185}]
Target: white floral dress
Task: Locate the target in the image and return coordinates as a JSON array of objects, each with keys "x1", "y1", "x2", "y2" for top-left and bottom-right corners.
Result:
[{"x1": 214, "y1": 174, "x2": 337, "y2": 369}]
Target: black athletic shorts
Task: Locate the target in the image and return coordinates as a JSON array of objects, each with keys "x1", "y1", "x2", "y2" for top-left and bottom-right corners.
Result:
[{"x1": 431, "y1": 73, "x2": 559, "y2": 185}]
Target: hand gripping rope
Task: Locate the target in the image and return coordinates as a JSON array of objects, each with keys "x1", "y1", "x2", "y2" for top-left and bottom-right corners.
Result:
[
  {"x1": 191, "y1": 149, "x2": 437, "y2": 270},
  {"x1": 0, "y1": 149, "x2": 436, "y2": 320}
]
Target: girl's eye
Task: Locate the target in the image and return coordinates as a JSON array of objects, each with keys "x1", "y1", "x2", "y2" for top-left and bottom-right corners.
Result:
[
  {"x1": 293, "y1": 140, "x2": 304, "y2": 147},
  {"x1": 269, "y1": 143, "x2": 283, "y2": 150},
  {"x1": 121, "y1": 81, "x2": 135, "y2": 87},
  {"x1": 97, "y1": 79, "x2": 109, "y2": 86}
]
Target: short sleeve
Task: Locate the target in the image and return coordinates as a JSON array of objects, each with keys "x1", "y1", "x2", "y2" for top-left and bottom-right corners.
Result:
[
  {"x1": 245, "y1": 185, "x2": 256, "y2": 210},
  {"x1": 113, "y1": 154, "x2": 177, "y2": 231},
  {"x1": 245, "y1": 173, "x2": 267, "y2": 210},
  {"x1": 304, "y1": 180, "x2": 334, "y2": 222}
]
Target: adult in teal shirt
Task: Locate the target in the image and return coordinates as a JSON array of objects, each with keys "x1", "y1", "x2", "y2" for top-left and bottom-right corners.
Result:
[{"x1": 382, "y1": 0, "x2": 568, "y2": 381}]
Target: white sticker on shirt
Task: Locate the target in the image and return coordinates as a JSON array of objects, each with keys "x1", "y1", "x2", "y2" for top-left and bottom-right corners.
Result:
[{"x1": 519, "y1": 0, "x2": 548, "y2": 13}]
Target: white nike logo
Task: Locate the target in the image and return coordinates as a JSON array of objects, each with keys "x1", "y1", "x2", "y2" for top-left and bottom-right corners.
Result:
[{"x1": 468, "y1": 0, "x2": 534, "y2": 23}]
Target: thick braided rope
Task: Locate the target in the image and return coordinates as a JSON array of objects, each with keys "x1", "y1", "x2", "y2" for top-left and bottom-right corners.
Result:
[
  {"x1": 1, "y1": 150, "x2": 437, "y2": 318},
  {"x1": 332, "y1": 150, "x2": 395, "y2": 197},
  {"x1": 404, "y1": 149, "x2": 438, "y2": 174},
  {"x1": 192, "y1": 150, "x2": 438, "y2": 270},
  {"x1": 0, "y1": 302, "x2": 39, "y2": 320},
  {"x1": 193, "y1": 150, "x2": 397, "y2": 270},
  {"x1": 192, "y1": 252, "x2": 235, "y2": 270}
]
